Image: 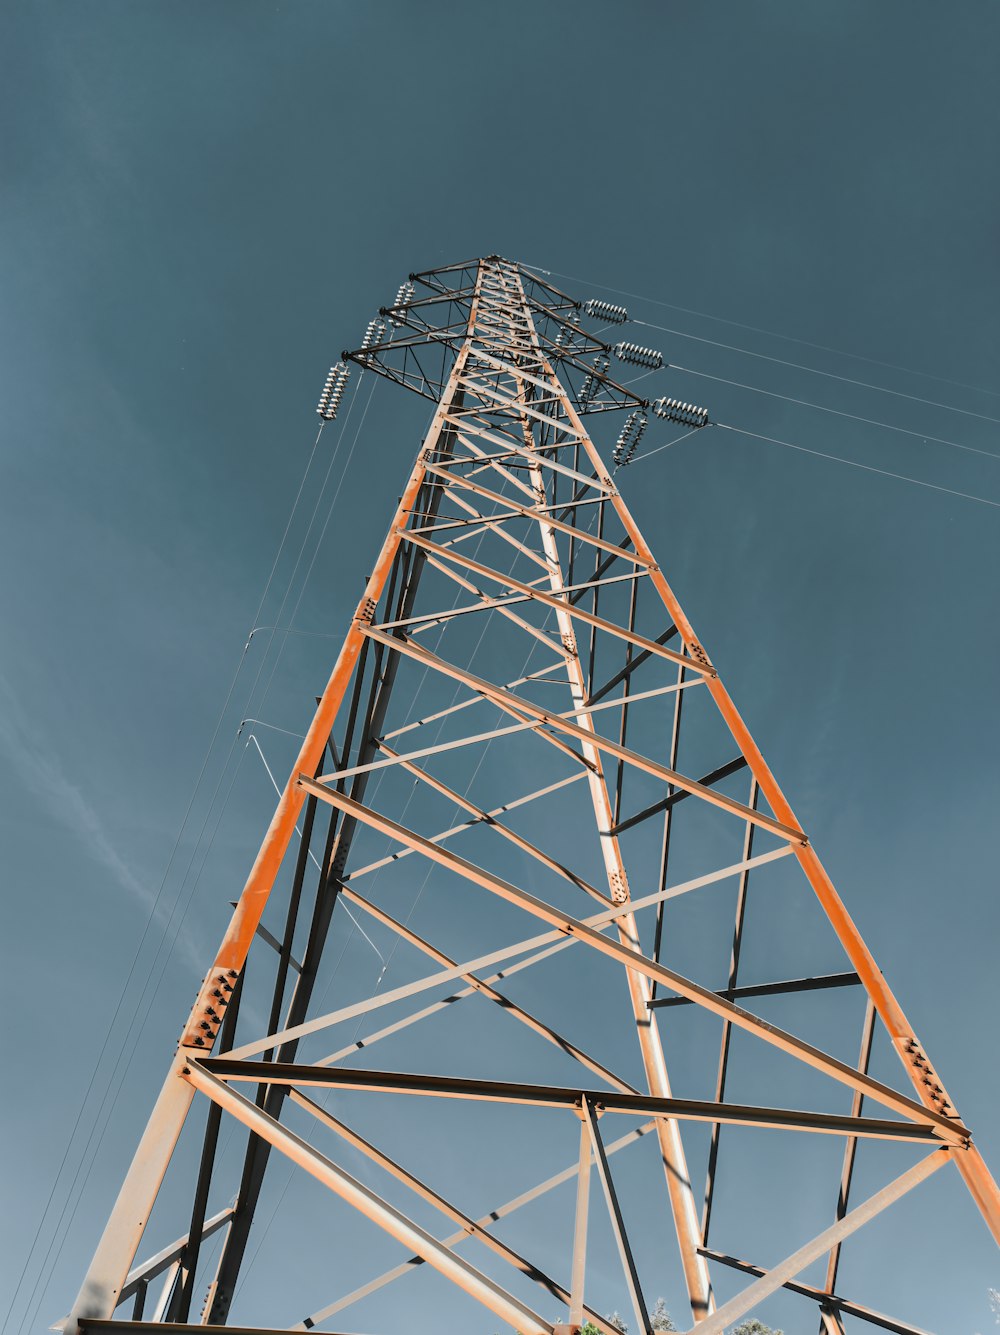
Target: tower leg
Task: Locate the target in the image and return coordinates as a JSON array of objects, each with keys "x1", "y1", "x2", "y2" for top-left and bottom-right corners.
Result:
[
  {"x1": 62, "y1": 325, "x2": 483, "y2": 1331},
  {"x1": 63, "y1": 1056, "x2": 193, "y2": 1333}
]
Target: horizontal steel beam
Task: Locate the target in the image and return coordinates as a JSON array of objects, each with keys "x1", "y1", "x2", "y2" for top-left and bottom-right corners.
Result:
[
  {"x1": 81, "y1": 1323, "x2": 355, "y2": 1335},
  {"x1": 371, "y1": 568, "x2": 640, "y2": 632},
  {"x1": 649, "y1": 971, "x2": 862, "y2": 1010},
  {"x1": 404, "y1": 492, "x2": 607, "y2": 542},
  {"x1": 197, "y1": 1060, "x2": 946, "y2": 1143}
]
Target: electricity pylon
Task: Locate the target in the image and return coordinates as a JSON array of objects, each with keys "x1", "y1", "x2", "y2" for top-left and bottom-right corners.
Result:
[{"x1": 63, "y1": 256, "x2": 999, "y2": 1335}]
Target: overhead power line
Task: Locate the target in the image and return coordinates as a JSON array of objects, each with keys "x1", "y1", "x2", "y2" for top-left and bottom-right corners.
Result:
[
  {"x1": 621, "y1": 418, "x2": 1000, "y2": 511},
  {"x1": 631, "y1": 318, "x2": 1000, "y2": 427},
  {"x1": 522, "y1": 260, "x2": 1000, "y2": 403},
  {"x1": 668, "y1": 363, "x2": 1000, "y2": 462},
  {"x1": 714, "y1": 423, "x2": 1000, "y2": 511}
]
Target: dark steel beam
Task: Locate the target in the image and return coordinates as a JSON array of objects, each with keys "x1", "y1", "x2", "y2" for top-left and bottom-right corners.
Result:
[
  {"x1": 697, "y1": 1249, "x2": 935, "y2": 1335},
  {"x1": 195, "y1": 1061, "x2": 944, "y2": 1143},
  {"x1": 515, "y1": 264, "x2": 582, "y2": 307},
  {"x1": 586, "y1": 625, "x2": 679, "y2": 706},
  {"x1": 823, "y1": 996, "x2": 878, "y2": 1308},
  {"x1": 651, "y1": 659, "x2": 686, "y2": 1003},
  {"x1": 586, "y1": 498, "x2": 606, "y2": 699},
  {"x1": 83, "y1": 1323, "x2": 360, "y2": 1335},
  {"x1": 583, "y1": 1098, "x2": 654, "y2": 1335},
  {"x1": 611, "y1": 755, "x2": 748, "y2": 837},
  {"x1": 613, "y1": 575, "x2": 641, "y2": 824},
  {"x1": 650, "y1": 971, "x2": 862, "y2": 1009},
  {"x1": 702, "y1": 776, "x2": 758, "y2": 1246},
  {"x1": 239, "y1": 915, "x2": 302, "y2": 972}
]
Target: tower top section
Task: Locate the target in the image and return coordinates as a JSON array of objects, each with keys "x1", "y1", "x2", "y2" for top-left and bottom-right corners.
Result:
[{"x1": 339, "y1": 255, "x2": 650, "y2": 417}]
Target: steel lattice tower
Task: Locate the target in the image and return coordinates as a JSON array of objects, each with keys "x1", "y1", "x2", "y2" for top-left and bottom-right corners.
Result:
[{"x1": 63, "y1": 256, "x2": 999, "y2": 1335}]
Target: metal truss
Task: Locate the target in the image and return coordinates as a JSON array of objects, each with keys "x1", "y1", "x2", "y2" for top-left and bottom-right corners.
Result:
[
  {"x1": 62, "y1": 257, "x2": 999, "y2": 1335},
  {"x1": 344, "y1": 255, "x2": 647, "y2": 416}
]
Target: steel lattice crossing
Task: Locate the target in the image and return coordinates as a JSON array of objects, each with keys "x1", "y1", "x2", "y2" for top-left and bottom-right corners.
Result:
[{"x1": 62, "y1": 256, "x2": 1000, "y2": 1335}]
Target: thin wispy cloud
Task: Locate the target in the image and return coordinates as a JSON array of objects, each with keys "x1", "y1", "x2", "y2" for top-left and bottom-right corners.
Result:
[
  {"x1": 0, "y1": 672, "x2": 207, "y2": 977},
  {"x1": 0, "y1": 671, "x2": 156, "y2": 911}
]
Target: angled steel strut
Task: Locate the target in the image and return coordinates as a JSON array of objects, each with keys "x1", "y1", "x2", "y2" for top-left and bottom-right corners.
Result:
[{"x1": 63, "y1": 256, "x2": 999, "y2": 1335}]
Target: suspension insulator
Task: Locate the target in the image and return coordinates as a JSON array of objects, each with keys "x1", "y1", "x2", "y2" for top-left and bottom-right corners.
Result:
[
  {"x1": 316, "y1": 362, "x2": 351, "y2": 420},
  {"x1": 613, "y1": 341, "x2": 663, "y2": 370},
  {"x1": 652, "y1": 396, "x2": 709, "y2": 427},
  {"x1": 578, "y1": 353, "x2": 610, "y2": 408},
  {"x1": 554, "y1": 311, "x2": 581, "y2": 349},
  {"x1": 389, "y1": 281, "x2": 414, "y2": 326},
  {"x1": 612, "y1": 410, "x2": 647, "y2": 467},
  {"x1": 360, "y1": 317, "x2": 386, "y2": 351},
  {"x1": 584, "y1": 298, "x2": 629, "y2": 325}
]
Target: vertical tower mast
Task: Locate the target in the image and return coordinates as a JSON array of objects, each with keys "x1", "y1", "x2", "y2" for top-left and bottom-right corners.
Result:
[{"x1": 63, "y1": 257, "x2": 998, "y2": 1335}]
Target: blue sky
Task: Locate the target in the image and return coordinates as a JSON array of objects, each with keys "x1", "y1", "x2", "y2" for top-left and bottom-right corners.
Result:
[{"x1": 1, "y1": 2, "x2": 999, "y2": 1332}]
